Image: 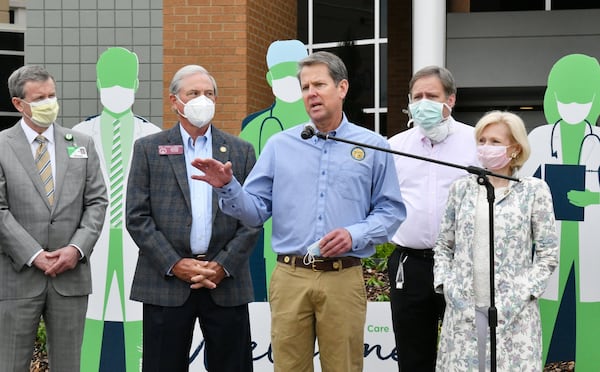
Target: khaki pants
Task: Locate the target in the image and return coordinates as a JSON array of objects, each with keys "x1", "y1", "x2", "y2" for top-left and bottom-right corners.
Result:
[{"x1": 269, "y1": 261, "x2": 367, "y2": 372}]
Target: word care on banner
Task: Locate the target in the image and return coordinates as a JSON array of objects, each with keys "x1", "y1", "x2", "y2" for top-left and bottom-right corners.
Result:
[{"x1": 189, "y1": 302, "x2": 397, "y2": 371}]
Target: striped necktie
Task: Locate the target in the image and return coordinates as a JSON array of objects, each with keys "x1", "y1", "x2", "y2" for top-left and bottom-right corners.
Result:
[
  {"x1": 109, "y1": 119, "x2": 124, "y2": 228},
  {"x1": 35, "y1": 135, "x2": 54, "y2": 205}
]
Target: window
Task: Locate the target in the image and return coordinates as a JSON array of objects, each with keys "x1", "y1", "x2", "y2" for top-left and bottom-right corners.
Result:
[
  {"x1": 0, "y1": 31, "x2": 25, "y2": 130},
  {"x1": 298, "y1": 0, "x2": 388, "y2": 135}
]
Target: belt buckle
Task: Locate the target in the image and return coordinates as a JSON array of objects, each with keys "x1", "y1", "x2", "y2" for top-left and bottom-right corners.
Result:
[{"x1": 311, "y1": 258, "x2": 325, "y2": 271}]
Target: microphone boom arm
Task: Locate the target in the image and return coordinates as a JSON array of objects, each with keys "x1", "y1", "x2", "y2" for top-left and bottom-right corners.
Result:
[{"x1": 315, "y1": 132, "x2": 519, "y2": 182}]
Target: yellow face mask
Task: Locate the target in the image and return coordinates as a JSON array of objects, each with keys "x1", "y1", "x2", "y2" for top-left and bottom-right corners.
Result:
[{"x1": 23, "y1": 97, "x2": 60, "y2": 127}]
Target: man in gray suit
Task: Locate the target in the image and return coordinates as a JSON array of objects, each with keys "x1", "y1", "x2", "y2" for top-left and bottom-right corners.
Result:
[
  {"x1": 126, "y1": 65, "x2": 260, "y2": 372},
  {"x1": 0, "y1": 65, "x2": 108, "y2": 371}
]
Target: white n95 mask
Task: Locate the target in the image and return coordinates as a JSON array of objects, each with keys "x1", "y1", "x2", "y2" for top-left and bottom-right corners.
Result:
[{"x1": 178, "y1": 95, "x2": 215, "y2": 128}]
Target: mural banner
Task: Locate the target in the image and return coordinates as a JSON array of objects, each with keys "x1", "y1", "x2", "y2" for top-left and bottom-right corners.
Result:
[
  {"x1": 189, "y1": 302, "x2": 397, "y2": 371},
  {"x1": 522, "y1": 53, "x2": 600, "y2": 369}
]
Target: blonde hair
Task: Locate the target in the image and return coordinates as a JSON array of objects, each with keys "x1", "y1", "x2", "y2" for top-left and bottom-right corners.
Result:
[{"x1": 474, "y1": 110, "x2": 531, "y2": 170}]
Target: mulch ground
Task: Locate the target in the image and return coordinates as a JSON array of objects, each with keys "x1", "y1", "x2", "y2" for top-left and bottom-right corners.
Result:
[
  {"x1": 543, "y1": 361, "x2": 576, "y2": 371},
  {"x1": 30, "y1": 341, "x2": 48, "y2": 372}
]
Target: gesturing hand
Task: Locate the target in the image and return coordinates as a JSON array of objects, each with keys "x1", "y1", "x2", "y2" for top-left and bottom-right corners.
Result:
[{"x1": 191, "y1": 158, "x2": 233, "y2": 188}]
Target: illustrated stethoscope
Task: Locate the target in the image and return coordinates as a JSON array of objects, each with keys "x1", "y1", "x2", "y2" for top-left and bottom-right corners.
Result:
[
  {"x1": 258, "y1": 103, "x2": 284, "y2": 153},
  {"x1": 549, "y1": 118, "x2": 600, "y2": 181},
  {"x1": 550, "y1": 119, "x2": 598, "y2": 158}
]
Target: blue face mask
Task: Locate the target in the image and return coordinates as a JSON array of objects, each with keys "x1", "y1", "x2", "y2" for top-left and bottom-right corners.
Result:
[{"x1": 408, "y1": 98, "x2": 449, "y2": 129}]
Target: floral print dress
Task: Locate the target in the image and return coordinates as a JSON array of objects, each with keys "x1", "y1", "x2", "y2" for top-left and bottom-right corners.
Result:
[{"x1": 434, "y1": 175, "x2": 559, "y2": 371}]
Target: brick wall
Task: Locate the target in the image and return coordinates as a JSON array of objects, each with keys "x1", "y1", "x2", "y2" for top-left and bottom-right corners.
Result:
[
  {"x1": 163, "y1": 0, "x2": 297, "y2": 134},
  {"x1": 0, "y1": 0, "x2": 8, "y2": 23},
  {"x1": 246, "y1": 0, "x2": 297, "y2": 114}
]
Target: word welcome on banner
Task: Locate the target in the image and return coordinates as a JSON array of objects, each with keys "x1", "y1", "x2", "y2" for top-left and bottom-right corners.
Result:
[{"x1": 189, "y1": 302, "x2": 397, "y2": 371}]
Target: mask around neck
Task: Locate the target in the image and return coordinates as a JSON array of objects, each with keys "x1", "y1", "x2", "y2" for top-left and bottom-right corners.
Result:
[{"x1": 419, "y1": 121, "x2": 450, "y2": 143}]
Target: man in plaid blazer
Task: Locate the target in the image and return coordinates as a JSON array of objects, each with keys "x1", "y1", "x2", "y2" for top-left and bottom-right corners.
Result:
[{"x1": 126, "y1": 65, "x2": 260, "y2": 372}]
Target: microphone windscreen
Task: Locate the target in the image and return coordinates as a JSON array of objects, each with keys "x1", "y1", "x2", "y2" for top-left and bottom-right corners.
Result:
[{"x1": 301, "y1": 124, "x2": 316, "y2": 139}]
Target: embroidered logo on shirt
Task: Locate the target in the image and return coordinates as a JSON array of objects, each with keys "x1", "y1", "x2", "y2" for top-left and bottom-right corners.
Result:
[{"x1": 351, "y1": 147, "x2": 365, "y2": 161}]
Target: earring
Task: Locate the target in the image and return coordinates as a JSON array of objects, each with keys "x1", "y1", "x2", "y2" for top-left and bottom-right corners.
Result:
[{"x1": 511, "y1": 152, "x2": 518, "y2": 159}]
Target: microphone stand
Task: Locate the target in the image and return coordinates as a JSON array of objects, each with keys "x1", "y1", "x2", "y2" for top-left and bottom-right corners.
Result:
[{"x1": 313, "y1": 131, "x2": 518, "y2": 372}]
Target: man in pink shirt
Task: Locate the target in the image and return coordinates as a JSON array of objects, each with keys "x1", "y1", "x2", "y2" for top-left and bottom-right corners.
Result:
[{"x1": 387, "y1": 65, "x2": 479, "y2": 371}]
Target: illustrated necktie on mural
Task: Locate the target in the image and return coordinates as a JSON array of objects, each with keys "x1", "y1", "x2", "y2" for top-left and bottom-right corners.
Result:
[
  {"x1": 110, "y1": 119, "x2": 124, "y2": 227},
  {"x1": 35, "y1": 135, "x2": 54, "y2": 205}
]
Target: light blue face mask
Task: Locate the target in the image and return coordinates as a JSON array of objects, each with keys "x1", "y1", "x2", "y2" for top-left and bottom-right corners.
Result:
[
  {"x1": 408, "y1": 98, "x2": 449, "y2": 129},
  {"x1": 303, "y1": 240, "x2": 321, "y2": 265}
]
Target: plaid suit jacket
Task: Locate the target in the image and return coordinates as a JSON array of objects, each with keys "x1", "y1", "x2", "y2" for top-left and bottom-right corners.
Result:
[{"x1": 126, "y1": 124, "x2": 260, "y2": 307}]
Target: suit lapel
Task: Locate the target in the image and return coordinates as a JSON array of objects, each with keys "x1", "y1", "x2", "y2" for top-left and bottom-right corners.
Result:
[
  {"x1": 211, "y1": 127, "x2": 230, "y2": 220},
  {"x1": 6, "y1": 124, "x2": 52, "y2": 209},
  {"x1": 53, "y1": 126, "x2": 71, "y2": 209},
  {"x1": 166, "y1": 125, "x2": 192, "y2": 212}
]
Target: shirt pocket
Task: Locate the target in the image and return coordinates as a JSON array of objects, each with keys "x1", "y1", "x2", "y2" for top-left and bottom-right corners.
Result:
[{"x1": 334, "y1": 161, "x2": 372, "y2": 202}]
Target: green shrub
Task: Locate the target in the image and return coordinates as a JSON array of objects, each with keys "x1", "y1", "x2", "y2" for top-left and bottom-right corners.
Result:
[
  {"x1": 36, "y1": 319, "x2": 47, "y2": 353},
  {"x1": 362, "y1": 243, "x2": 395, "y2": 302}
]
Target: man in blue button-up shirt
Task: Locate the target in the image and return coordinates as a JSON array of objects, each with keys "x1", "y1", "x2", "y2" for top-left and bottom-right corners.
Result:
[{"x1": 192, "y1": 51, "x2": 406, "y2": 372}]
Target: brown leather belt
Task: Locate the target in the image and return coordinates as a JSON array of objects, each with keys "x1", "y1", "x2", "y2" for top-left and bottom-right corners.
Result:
[{"x1": 277, "y1": 255, "x2": 362, "y2": 272}]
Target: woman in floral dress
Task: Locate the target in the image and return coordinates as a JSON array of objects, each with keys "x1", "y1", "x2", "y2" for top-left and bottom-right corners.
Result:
[{"x1": 434, "y1": 110, "x2": 559, "y2": 371}]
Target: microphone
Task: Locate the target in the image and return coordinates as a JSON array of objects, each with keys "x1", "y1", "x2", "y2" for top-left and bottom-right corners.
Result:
[{"x1": 301, "y1": 123, "x2": 316, "y2": 139}]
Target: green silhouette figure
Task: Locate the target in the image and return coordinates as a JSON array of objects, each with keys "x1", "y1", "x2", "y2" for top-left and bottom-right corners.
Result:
[
  {"x1": 74, "y1": 47, "x2": 161, "y2": 372},
  {"x1": 240, "y1": 40, "x2": 309, "y2": 300},
  {"x1": 522, "y1": 54, "x2": 600, "y2": 369}
]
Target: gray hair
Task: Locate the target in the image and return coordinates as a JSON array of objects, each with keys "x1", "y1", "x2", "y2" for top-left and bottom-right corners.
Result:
[
  {"x1": 169, "y1": 65, "x2": 218, "y2": 96},
  {"x1": 298, "y1": 51, "x2": 348, "y2": 85},
  {"x1": 409, "y1": 65, "x2": 457, "y2": 98},
  {"x1": 8, "y1": 65, "x2": 55, "y2": 99}
]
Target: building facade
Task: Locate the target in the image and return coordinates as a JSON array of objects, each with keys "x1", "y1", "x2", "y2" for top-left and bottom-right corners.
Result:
[{"x1": 2, "y1": 1, "x2": 600, "y2": 135}]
